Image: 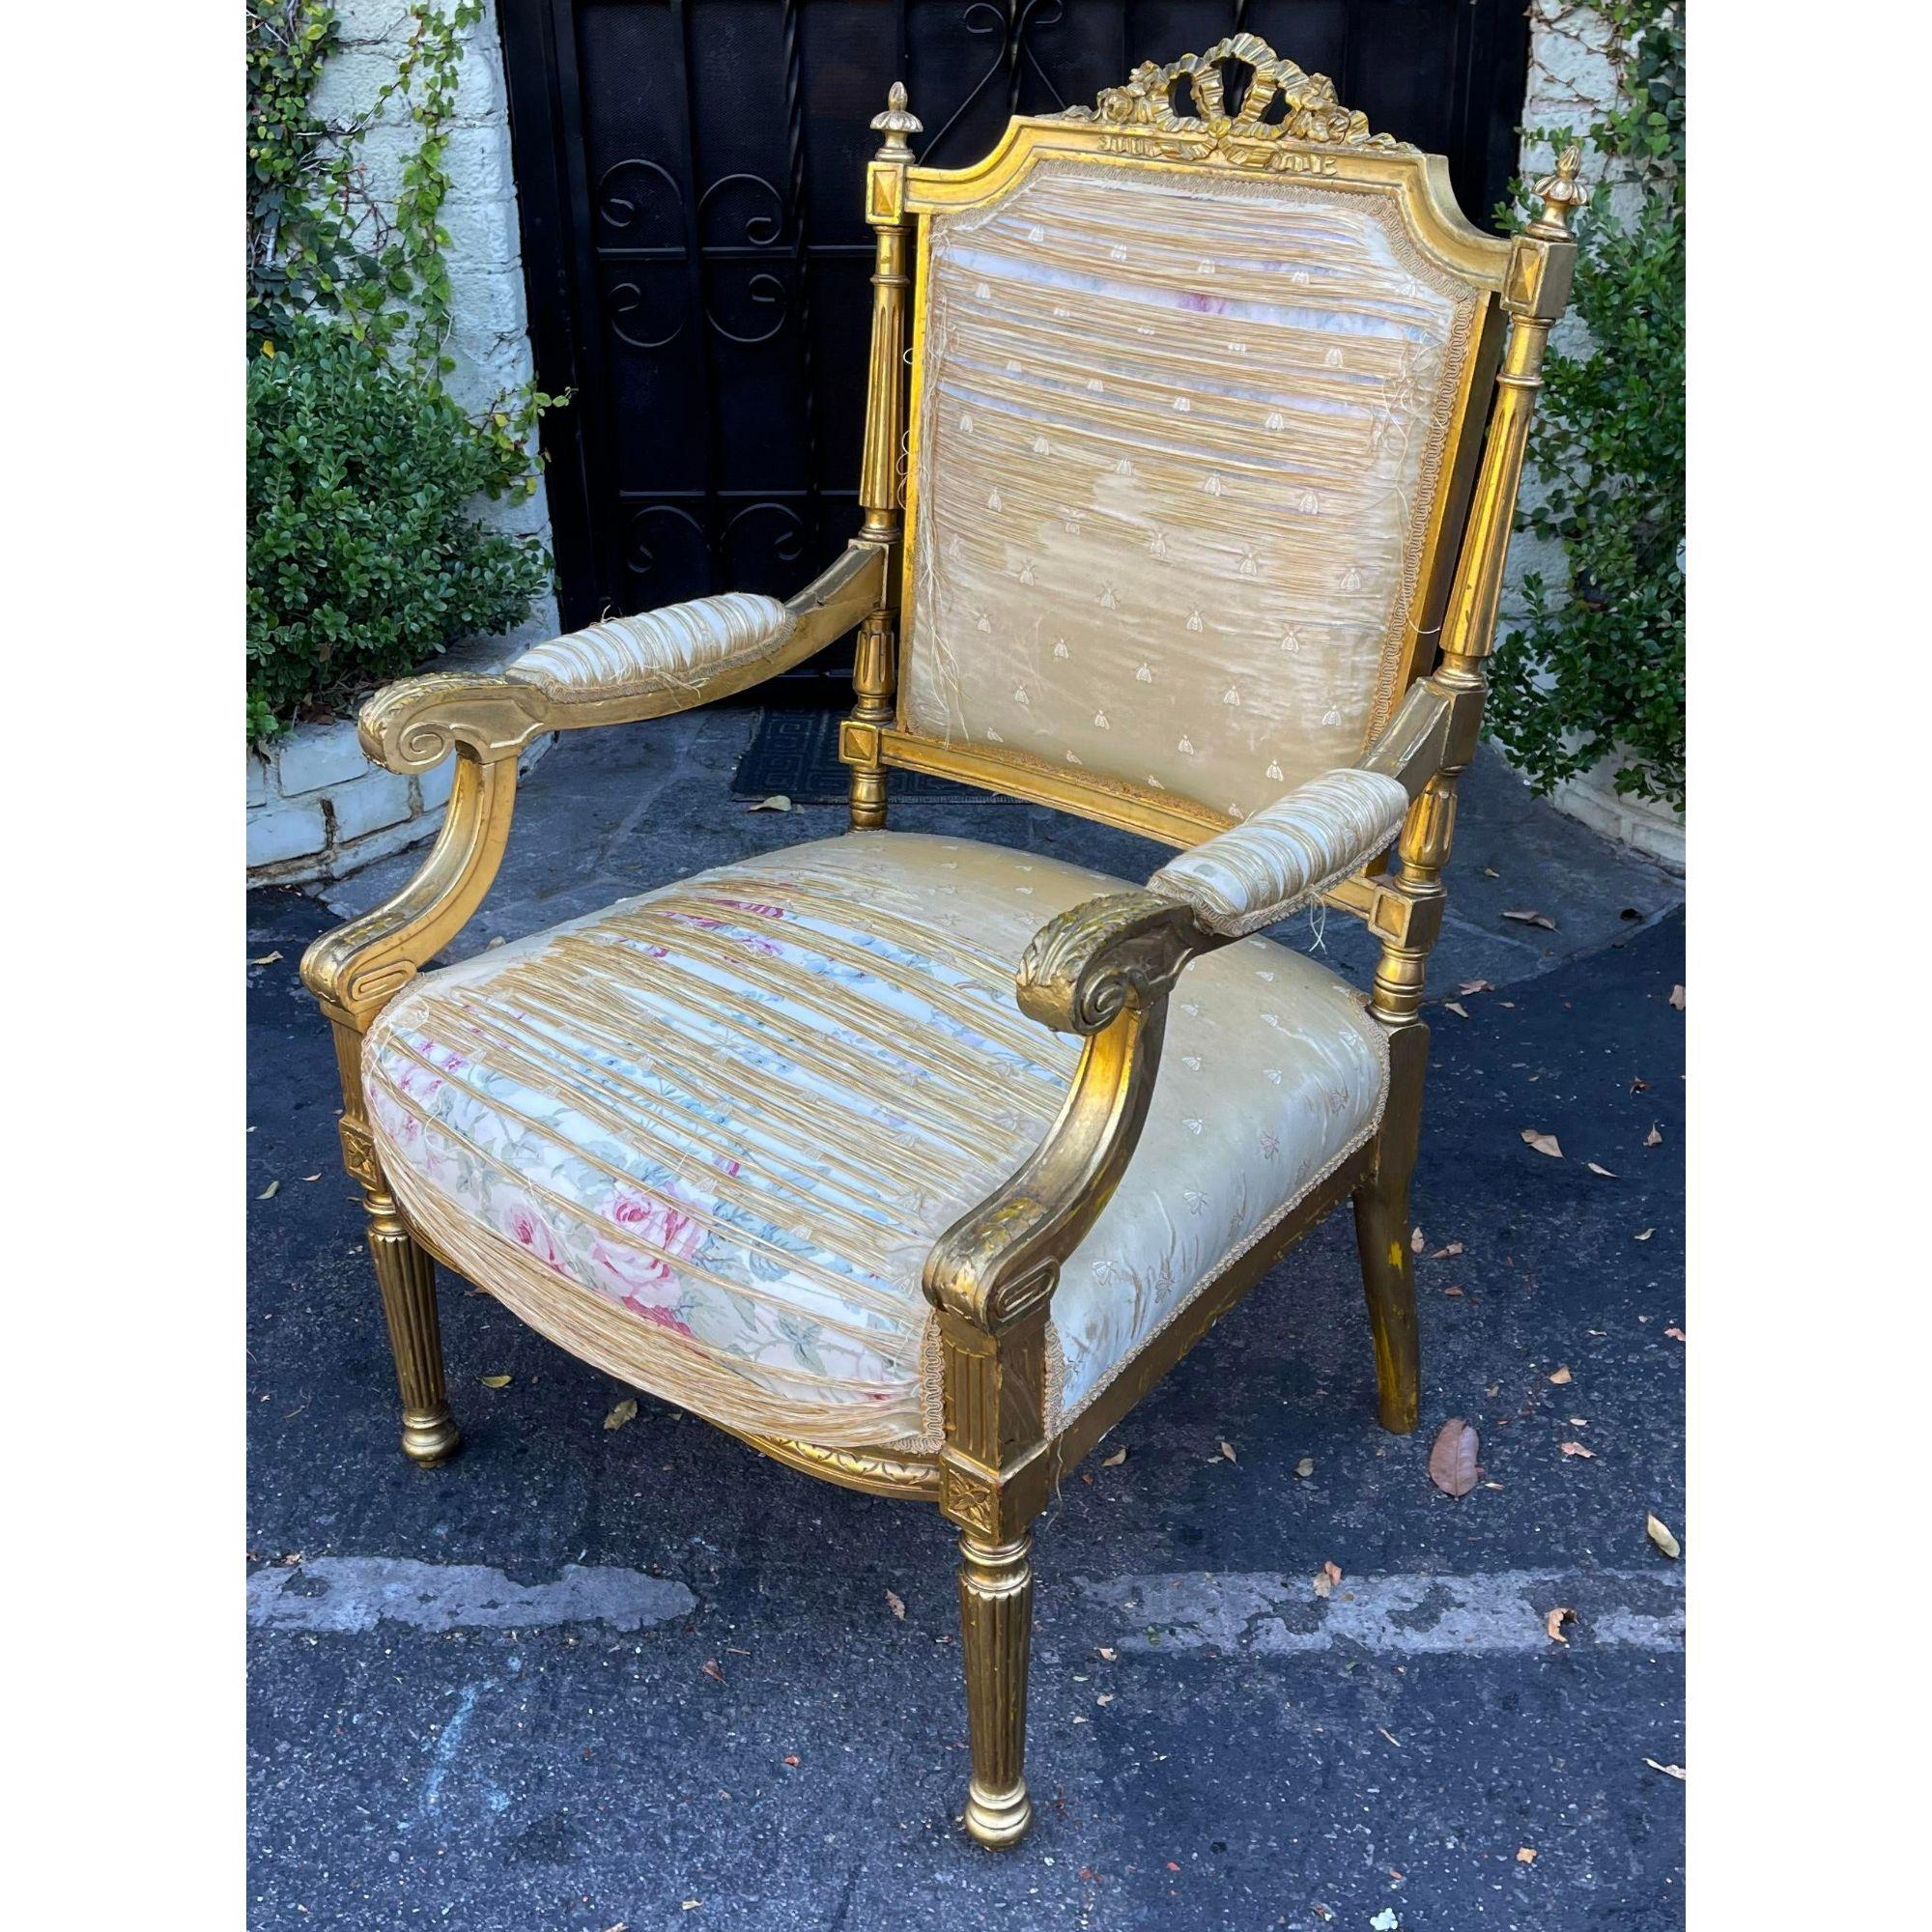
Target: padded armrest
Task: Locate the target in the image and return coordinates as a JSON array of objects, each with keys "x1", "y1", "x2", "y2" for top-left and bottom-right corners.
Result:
[
  {"x1": 505, "y1": 591, "x2": 796, "y2": 711},
  {"x1": 1146, "y1": 768, "x2": 1411, "y2": 938}
]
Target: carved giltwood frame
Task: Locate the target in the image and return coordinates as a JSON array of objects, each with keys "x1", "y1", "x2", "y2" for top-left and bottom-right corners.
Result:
[{"x1": 298, "y1": 41, "x2": 1580, "y2": 1851}]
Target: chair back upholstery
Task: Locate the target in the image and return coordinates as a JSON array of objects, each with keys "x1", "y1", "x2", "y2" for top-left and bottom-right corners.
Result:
[{"x1": 892, "y1": 37, "x2": 1513, "y2": 836}]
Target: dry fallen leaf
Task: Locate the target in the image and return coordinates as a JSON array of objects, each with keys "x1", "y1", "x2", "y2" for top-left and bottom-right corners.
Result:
[
  {"x1": 249, "y1": 950, "x2": 283, "y2": 966},
  {"x1": 1520, "y1": 1128, "x2": 1563, "y2": 1159},
  {"x1": 1097, "y1": 1646, "x2": 1117, "y2": 1661},
  {"x1": 1646, "y1": 1513, "x2": 1681, "y2": 1559},
  {"x1": 1428, "y1": 1417, "x2": 1480, "y2": 1497},
  {"x1": 1218, "y1": 1440, "x2": 1237, "y2": 1463},
  {"x1": 1410, "y1": 1226, "x2": 1426, "y2": 1254},
  {"x1": 1644, "y1": 1122, "x2": 1664, "y2": 1148},
  {"x1": 781, "y1": 1754, "x2": 800, "y2": 1768},
  {"x1": 1545, "y1": 1605, "x2": 1577, "y2": 1644},
  {"x1": 1668, "y1": 984, "x2": 1686, "y2": 1010},
  {"x1": 1503, "y1": 908, "x2": 1557, "y2": 929},
  {"x1": 1443, "y1": 1000, "x2": 1470, "y2": 1019},
  {"x1": 1634, "y1": 1227, "x2": 1655, "y2": 1242},
  {"x1": 1442, "y1": 1284, "x2": 1464, "y2": 1296},
  {"x1": 1294, "y1": 1456, "x2": 1316, "y2": 1479},
  {"x1": 1369, "y1": 1909, "x2": 1400, "y2": 1932},
  {"x1": 1517, "y1": 1846, "x2": 1538, "y2": 1864},
  {"x1": 1096, "y1": 1692, "x2": 1114, "y2": 1706},
  {"x1": 603, "y1": 1398, "x2": 638, "y2": 1432},
  {"x1": 1548, "y1": 1365, "x2": 1573, "y2": 1385},
  {"x1": 479, "y1": 1374, "x2": 511, "y2": 1389},
  {"x1": 1664, "y1": 1325, "x2": 1687, "y2": 1343},
  {"x1": 1430, "y1": 1240, "x2": 1464, "y2": 1259},
  {"x1": 748, "y1": 793, "x2": 794, "y2": 812},
  {"x1": 1644, "y1": 1758, "x2": 1687, "y2": 1780},
  {"x1": 700, "y1": 1659, "x2": 725, "y2": 1685},
  {"x1": 1311, "y1": 1559, "x2": 1345, "y2": 1599},
  {"x1": 257, "y1": 1179, "x2": 280, "y2": 1200},
  {"x1": 1100, "y1": 1444, "x2": 1127, "y2": 1467},
  {"x1": 484, "y1": 935, "x2": 507, "y2": 949},
  {"x1": 885, "y1": 1589, "x2": 905, "y2": 1620},
  {"x1": 1630, "y1": 1074, "x2": 1651, "y2": 1093},
  {"x1": 1559, "y1": 1440, "x2": 1595, "y2": 1460},
  {"x1": 1458, "y1": 979, "x2": 1494, "y2": 996},
  {"x1": 1586, "y1": 1162, "x2": 1617, "y2": 1178}
]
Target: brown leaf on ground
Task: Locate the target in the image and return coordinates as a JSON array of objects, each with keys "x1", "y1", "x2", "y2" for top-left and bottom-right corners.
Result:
[
  {"x1": 748, "y1": 794, "x2": 794, "y2": 812},
  {"x1": 1634, "y1": 1227, "x2": 1655, "y2": 1242},
  {"x1": 1559, "y1": 1440, "x2": 1595, "y2": 1459},
  {"x1": 1429, "y1": 1240, "x2": 1464, "y2": 1259},
  {"x1": 1644, "y1": 1122, "x2": 1663, "y2": 1147},
  {"x1": 1410, "y1": 1226, "x2": 1426, "y2": 1254},
  {"x1": 1428, "y1": 1418, "x2": 1480, "y2": 1497},
  {"x1": 1644, "y1": 1758, "x2": 1687, "y2": 1780},
  {"x1": 1548, "y1": 1365, "x2": 1573, "y2": 1385},
  {"x1": 1100, "y1": 1444, "x2": 1127, "y2": 1467},
  {"x1": 1668, "y1": 984, "x2": 1686, "y2": 1009},
  {"x1": 1646, "y1": 1514, "x2": 1681, "y2": 1559},
  {"x1": 1517, "y1": 1846, "x2": 1538, "y2": 1864},
  {"x1": 885, "y1": 1589, "x2": 905, "y2": 1620},
  {"x1": 1545, "y1": 1605, "x2": 1577, "y2": 1644},
  {"x1": 1458, "y1": 979, "x2": 1494, "y2": 996},
  {"x1": 1631, "y1": 1075, "x2": 1651, "y2": 1093},
  {"x1": 1503, "y1": 908, "x2": 1557, "y2": 929},
  {"x1": 1312, "y1": 1559, "x2": 1344, "y2": 1600},
  {"x1": 1218, "y1": 1440, "x2": 1237, "y2": 1463},
  {"x1": 700, "y1": 1659, "x2": 725, "y2": 1684},
  {"x1": 1097, "y1": 1646, "x2": 1117, "y2": 1661},
  {"x1": 603, "y1": 1399, "x2": 638, "y2": 1432},
  {"x1": 781, "y1": 1754, "x2": 800, "y2": 1768},
  {"x1": 1294, "y1": 1456, "x2": 1316, "y2": 1479},
  {"x1": 1586, "y1": 1162, "x2": 1617, "y2": 1178},
  {"x1": 1520, "y1": 1128, "x2": 1563, "y2": 1158},
  {"x1": 1664, "y1": 1325, "x2": 1686, "y2": 1343},
  {"x1": 479, "y1": 1374, "x2": 511, "y2": 1388},
  {"x1": 1443, "y1": 1000, "x2": 1470, "y2": 1018},
  {"x1": 1442, "y1": 1285, "x2": 1465, "y2": 1296},
  {"x1": 250, "y1": 951, "x2": 283, "y2": 966},
  {"x1": 257, "y1": 1179, "x2": 280, "y2": 1200}
]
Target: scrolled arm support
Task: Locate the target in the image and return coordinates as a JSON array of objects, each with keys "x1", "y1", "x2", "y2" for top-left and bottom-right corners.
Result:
[
  {"x1": 924, "y1": 893, "x2": 1214, "y2": 1338},
  {"x1": 298, "y1": 543, "x2": 886, "y2": 1028}
]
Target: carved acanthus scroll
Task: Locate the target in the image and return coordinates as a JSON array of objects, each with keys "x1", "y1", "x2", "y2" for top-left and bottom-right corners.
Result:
[{"x1": 1059, "y1": 34, "x2": 1406, "y2": 166}]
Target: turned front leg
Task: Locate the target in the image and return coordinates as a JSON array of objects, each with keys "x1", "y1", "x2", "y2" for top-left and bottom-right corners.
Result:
[
  {"x1": 957, "y1": 1530, "x2": 1035, "y2": 1847},
  {"x1": 327, "y1": 1015, "x2": 460, "y2": 1467},
  {"x1": 363, "y1": 1179, "x2": 461, "y2": 1467}
]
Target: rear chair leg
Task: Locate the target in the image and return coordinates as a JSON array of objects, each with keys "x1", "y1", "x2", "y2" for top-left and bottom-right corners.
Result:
[
  {"x1": 957, "y1": 1530, "x2": 1035, "y2": 1846},
  {"x1": 1352, "y1": 1023, "x2": 1426, "y2": 1435}
]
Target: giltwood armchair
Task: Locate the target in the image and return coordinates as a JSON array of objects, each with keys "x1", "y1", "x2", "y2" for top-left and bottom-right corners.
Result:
[{"x1": 300, "y1": 38, "x2": 1579, "y2": 1848}]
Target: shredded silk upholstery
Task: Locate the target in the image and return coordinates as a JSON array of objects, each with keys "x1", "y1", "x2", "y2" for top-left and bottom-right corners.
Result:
[
  {"x1": 1149, "y1": 768, "x2": 1411, "y2": 937},
  {"x1": 901, "y1": 157, "x2": 1482, "y2": 820},
  {"x1": 507, "y1": 592, "x2": 793, "y2": 708},
  {"x1": 362, "y1": 833, "x2": 1389, "y2": 1450}
]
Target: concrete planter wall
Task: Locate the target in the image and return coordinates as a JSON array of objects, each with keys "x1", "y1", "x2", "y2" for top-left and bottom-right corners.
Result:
[
  {"x1": 1550, "y1": 753, "x2": 1684, "y2": 874},
  {"x1": 246, "y1": 627, "x2": 555, "y2": 886}
]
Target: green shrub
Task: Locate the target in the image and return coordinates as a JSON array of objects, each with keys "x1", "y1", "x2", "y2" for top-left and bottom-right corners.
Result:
[
  {"x1": 1486, "y1": 1, "x2": 1685, "y2": 812},
  {"x1": 245, "y1": 2, "x2": 557, "y2": 741},
  {"x1": 247, "y1": 322, "x2": 550, "y2": 732}
]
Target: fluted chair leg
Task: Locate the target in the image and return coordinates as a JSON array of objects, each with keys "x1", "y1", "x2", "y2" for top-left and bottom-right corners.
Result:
[
  {"x1": 363, "y1": 1181, "x2": 462, "y2": 1467},
  {"x1": 1352, "y1": 1022, "x2": 1425, "y2": 1435},
  {"x1": 956, "y1": 1529, "x2": 1035, "y2": 1847}
]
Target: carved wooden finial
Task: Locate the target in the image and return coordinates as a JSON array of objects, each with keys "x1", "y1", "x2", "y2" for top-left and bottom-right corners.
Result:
[
  {"x1": 1529, "y1": 146, "x2": 1589, "y2": 238},
  {"x1": 871, "y1": 80, "x2": 922, "y2": 156}
]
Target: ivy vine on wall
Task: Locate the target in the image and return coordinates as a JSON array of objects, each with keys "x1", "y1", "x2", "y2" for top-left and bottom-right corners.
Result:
[
  {"x1": 246, "y1": 2, "x2": 558, "y2": 742},
  {"x1": 1487, "y1": 1, "x2": 1686, "y2": 813}
]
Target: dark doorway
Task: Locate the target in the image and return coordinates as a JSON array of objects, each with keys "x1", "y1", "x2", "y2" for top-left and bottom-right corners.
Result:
[{"x1": 500, "y1": 1, "x2": 1530, "y2": 687}]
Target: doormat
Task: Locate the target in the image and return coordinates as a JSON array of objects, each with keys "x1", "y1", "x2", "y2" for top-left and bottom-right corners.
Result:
[{"x1": 729, "y1": 708, "x2": 989, "y2": 803}]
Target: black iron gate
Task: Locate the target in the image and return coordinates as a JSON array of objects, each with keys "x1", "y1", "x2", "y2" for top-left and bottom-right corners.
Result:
[{"x1": 500, "y1": 1, "x2": 1529, "y2": 676}]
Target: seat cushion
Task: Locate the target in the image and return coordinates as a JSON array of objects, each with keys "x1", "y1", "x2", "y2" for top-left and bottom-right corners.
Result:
[{"x1": 363, "y1": 832, "x2": 1387, "y2": 1451}]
